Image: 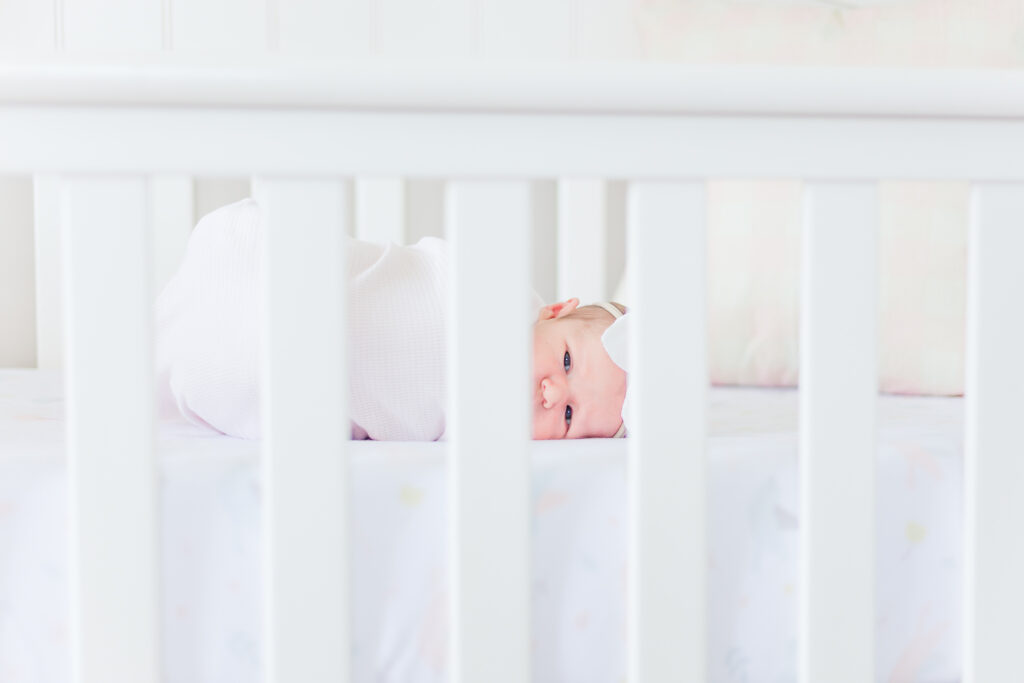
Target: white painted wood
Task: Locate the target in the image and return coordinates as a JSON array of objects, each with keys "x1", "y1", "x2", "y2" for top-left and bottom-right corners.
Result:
[
  {"x1": 626, "y1": 181, "x2": 707, "y2": 683},
  {"x1": 63, "y1": 0, "x2": 161, "y2": 51},
  {"x1": 172, "y1": 0, "x2": 266, "y2": 51},
  {"x1": 251, "y1": 177, "x2": 351, "y2": 683},
  {"x1": 557, "y1": 178, "x2": 607, "y2": 303},
  {"x1": 6, "y1": 107, "x2": 1024, "y2": 182},
  {"x1": 0, "y1": 0, "x2": 55, "y2": 53},
  {"x1": 375, "y1": 0, "x2": 474, "y2": 58},
  {"x1": 446, "y1": 181, "x2": 531, "y2": 683},
  {"x1": 577, "y1": 0, "x2": 641, "y2": 59},
  {"x1": 150, "y1": 175, "x2": 194, "y2": 295},
  {"x1": 278, "y1": 0, "x2": 371, "y2": 57},
  {"x1": 479, "y1": 0, "x2": 571, "y2": 59},
  {"x1": 799, "y1": 182, "x2": 877, "y2": 683},
  {"x1": 61, "y1": 176, "x2": 158, "y2": 683},
  {"x1": 33, "y1": 175, "x2": 63, "y2": 369},
  {"x1": 355, "y1": 178, "x2": 405, "y2": 245},
  {"x1": 8, "y1": 64, "x2": 1024, "y2": 118},
  {"x1": 964, "y1": 182, "x2": 1024, "y2": 683}
]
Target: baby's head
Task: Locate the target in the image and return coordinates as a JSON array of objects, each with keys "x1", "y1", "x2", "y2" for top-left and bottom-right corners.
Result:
[{"x1": 532, "y1": 298, "x2": 628, "y2": 439}]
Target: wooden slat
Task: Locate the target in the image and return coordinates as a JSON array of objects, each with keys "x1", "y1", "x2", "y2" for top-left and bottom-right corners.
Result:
[
  {"x1": 446, "y1": 181, "x2": 531, "y2": 683},
  {"x1": 964, "y1": 182, "x2": 1024, "y2": 683},
  {"x1": 799, "y1": 181, "x2": 877, "y2": 683},
  {"x1": 557, "y1": 178, "x2": 607, "y2": 303},
  {"x1": 149, "y1": 174, "x2": 194, "y2": 295},
  {"x1": 627, "y1": 181, "x2": 707, "y2": 683},
  {"x1": 33, "y1": 175, "x2": 63, "y2": 369},
  {"x1": 7, "y1": 108, "x2": 1024, "y2": 182},
  {"x1": 61, "y1": 176, "x2": 159, "y2": 683},
  {"x1": 355, "y1": 177, "x2": 405, "y2": 245},
  {"x1": 252, "y1": 177, "x2": 351, "y2": 683}
]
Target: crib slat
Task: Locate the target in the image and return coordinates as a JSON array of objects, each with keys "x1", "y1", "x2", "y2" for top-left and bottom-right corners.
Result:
[
  {"x1": 150, "y1": 175, "x2": 194, "y2": 295},
  {"x1": 557, "y1": 178, "x2": 607, "y2": 303},
  {"x1": 253, "y1": 178, "x2": 351, "y2": 683},
  {"x1": 627, "y1": 181, "x2": 707, "y2": 683},
  {"x1": 446, "y1": 181, "x2": 531, "y2": 683},
  {"x1": 61, "y1": 176, "x2": 159, "y2": 683},
  {"x1": 356, "y1": 177, "x2": 406, "y2": 244},
  {"x1": 799, "y1": 182, "x2": 877, "y2": 683},
  {"x1": 964, "y1": 183, "x2": 1024, "y2": 683},
  {"x1": 33, "y1": 174, "x2": 63, "y2": 369}
]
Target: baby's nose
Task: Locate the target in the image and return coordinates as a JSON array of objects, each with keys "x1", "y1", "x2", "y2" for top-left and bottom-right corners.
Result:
[{"x1": 540, "y1": 377, "x2": 565, "y2": 409}]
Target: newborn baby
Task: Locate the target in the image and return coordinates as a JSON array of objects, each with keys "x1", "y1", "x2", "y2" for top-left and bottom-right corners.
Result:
[{"x1": 156, "y1": 198, "x2": 627, "y2": 440}]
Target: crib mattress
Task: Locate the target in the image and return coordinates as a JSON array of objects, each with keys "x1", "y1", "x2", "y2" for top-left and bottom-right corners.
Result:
[{"x1": 0, "y1": 369, "x2": 962, "y2": 683}]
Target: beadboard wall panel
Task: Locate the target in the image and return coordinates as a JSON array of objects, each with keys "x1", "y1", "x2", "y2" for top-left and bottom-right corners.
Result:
[
  {"x1": 172, "y1": 0, "x2": 267, "y2": 52},
  {"x1": 63, "y1": 0, "x2": 162, "y2": 52},
  {"x1": 0, "y1": 0, "x2": 56, "y2": 54},
  {"x1": 277, "y1": 0, "x2": 371, "y2": 56}
]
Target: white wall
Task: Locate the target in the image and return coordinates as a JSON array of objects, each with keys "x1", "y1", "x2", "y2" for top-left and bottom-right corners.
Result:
[{"x1": 0, "y1": 178, "x2": 35, "y2": 368}]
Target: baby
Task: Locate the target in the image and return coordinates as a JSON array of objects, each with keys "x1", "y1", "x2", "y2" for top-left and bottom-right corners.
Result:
[
  {"x1": 532, "y1": 298, "x2": 627, "y2": 439},
  {"x1": 156, "y1": 199, "x2": 627, "y2": 441}
]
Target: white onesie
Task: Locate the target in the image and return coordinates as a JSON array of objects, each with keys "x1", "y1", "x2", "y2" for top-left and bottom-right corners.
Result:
[{"x1": 156, "y1": 198, "x2": 448, "y2": 440}]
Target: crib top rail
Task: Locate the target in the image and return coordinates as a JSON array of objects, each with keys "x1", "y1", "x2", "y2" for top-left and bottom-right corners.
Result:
[{"x1": 3, "y1": 61, "x2": 1024, "y2": 118}]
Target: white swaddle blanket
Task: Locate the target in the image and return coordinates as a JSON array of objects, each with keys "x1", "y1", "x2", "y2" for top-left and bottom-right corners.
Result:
[{"x1": 156, "y1": 198, "x2": 448, "y2": 440}]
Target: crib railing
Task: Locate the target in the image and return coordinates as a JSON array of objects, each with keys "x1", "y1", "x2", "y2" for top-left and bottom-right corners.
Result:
[{"x1": 3, "y1": 63, "x2": 1024, "y2": 683}]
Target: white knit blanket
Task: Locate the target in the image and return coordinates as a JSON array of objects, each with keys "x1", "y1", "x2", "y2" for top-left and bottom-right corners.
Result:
[{"x1": 156, "y1": 199, "x2": 448, "y2": 440}]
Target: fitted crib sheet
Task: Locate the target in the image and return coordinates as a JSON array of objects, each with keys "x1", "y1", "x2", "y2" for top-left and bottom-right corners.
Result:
[{"x1": 0, "y1": 369, "x2": 962, "y2": 683}]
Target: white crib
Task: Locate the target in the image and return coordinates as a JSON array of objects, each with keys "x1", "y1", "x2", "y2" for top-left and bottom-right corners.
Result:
[{"x1": 2, "y1": 62, "x2": 1023, "y2": 683}]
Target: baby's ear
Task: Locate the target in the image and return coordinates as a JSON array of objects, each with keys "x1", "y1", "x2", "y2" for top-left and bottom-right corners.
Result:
[{"x1": 536, "y1": 297, "x2": 580, "y2": 321}]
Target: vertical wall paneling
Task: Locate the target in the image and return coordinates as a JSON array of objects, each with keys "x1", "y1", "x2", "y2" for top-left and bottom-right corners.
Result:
[
  {"x1": 478, "y1": 0, "x2": 571, "y2": 59},
  {"x1": 150, "y1": 175, "x2": 194, "y2": 296},
  {"x1": 62, "y1": 176, "x2": 159, "y2": 683},
  {"x1": 277, "y1": 0, "x2": 371, "y2": 56},
  {"x1": 63, "y1": 0, "x2": 161, "y2": 51},
  {"x1": 627, "y1": 181, "x2": 708, "y2": 683},
  {"x1": 34, "y1": 175, "x2": 63, "y2": 369},
  {"x1": 356, "y1": 178, "x2": 406, "y2": 245},
  {"x1": 557, "y1": 178, "x2": 607, "y2": 304},
  {"x1": 964, "y1": 183, "x2": 1024, "y2": 683},
  {"x1": 172, "y1": 0, "x2": 267, "y2": 52},
  {"x1": 375, "y1": 0, "x2": 474, "y2": 58},
  {"x1": 446, "y1": 181, "x2": 531, "y2": 683},
  {"x1": 252, "y1": 177, "x2": 351, "y2": 683},
  {"x1": 799, "y1": 182, "x2": 877, "y2": 683},
  {"x1": 576, "y1": 0, "x2": 640, "y2": 59},
  {"x1": 0, "y1": 0, "x2": 56, "y2": 53}
]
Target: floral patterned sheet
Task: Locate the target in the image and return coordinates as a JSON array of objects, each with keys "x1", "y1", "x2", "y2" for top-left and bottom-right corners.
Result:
[{"x1": 0, "y1": 370, "x2": 961, "y2": 683}]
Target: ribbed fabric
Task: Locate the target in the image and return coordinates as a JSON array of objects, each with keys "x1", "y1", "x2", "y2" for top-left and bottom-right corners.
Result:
[{"x1": 155, "y1": 198, "x2": 447, "y2": 441}]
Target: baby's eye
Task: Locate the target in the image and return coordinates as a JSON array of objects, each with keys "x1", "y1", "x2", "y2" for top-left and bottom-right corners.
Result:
[
  {"x1": 564, "y1": 350, "x2": 571, "y2": 373},
  {"x1": 565, "y1": 405, "x2": 573, "y2": 427}
]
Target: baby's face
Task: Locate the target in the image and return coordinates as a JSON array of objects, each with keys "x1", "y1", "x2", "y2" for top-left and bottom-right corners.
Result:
[{"x1": 532, "y1": 299, "x2": 627, "y2": 439}]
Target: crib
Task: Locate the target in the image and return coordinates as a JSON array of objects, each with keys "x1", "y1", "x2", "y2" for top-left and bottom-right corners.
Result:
[{"x1": 1, "y1": 62, "x2": 1023, "y2": 683}]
